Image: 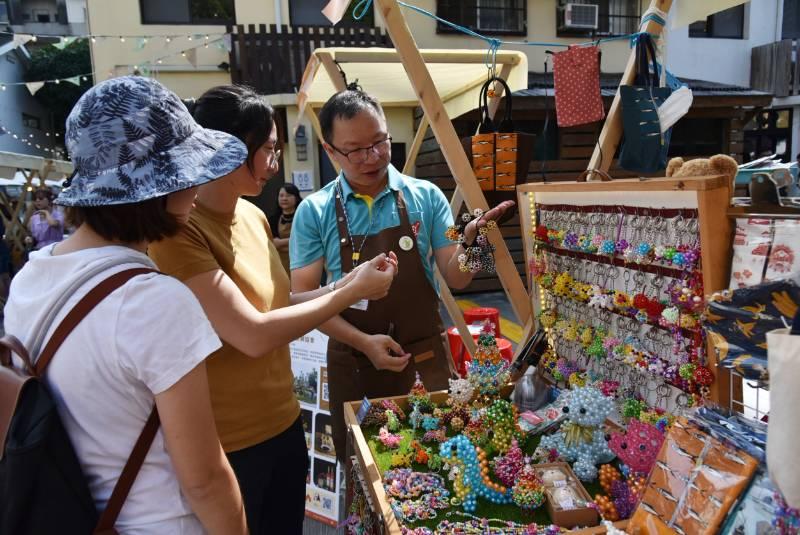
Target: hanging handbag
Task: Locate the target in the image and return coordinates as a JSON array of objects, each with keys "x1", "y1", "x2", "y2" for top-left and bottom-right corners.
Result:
[
  {"x1": 619, "y1": 33, "x2": 673, "y2": 174},
  {"x1": 461, "y1": 76, "x2": 535, "y2": 204},
  {"x1": 552, "y1": 45, "x2": 605, "y2": 128}
]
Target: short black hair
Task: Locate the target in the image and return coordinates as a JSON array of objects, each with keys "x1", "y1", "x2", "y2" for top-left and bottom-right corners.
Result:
[
  {"x1": 319, "y1": 89, "x2": 384, "y2": 145},
  {"x1": 192, "y1": 85, "x2": 279, "y2": 173},
  {"x1": 32, "y1": 187, "x2": 55, "y2": 202},
  {"x1": 65, "y1": 196, "x2": 180, "y2": 243}
]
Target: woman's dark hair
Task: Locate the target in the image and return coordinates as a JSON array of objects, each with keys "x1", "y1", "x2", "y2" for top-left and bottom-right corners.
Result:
[
  {"x1": 64, "y1": 196, "x2": 180, "y2": 243},
  {"x1": 192, "y1": 85, "x2": 279, "y2": 173},
  {"x1": 278, "y1": 183, "x2": 302, "y2": 213}
]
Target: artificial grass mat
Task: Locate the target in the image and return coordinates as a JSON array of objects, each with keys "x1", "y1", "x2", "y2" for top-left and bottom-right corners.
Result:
[{"x1": 363, "y1": 423, "x2": 606, "y2": 531}]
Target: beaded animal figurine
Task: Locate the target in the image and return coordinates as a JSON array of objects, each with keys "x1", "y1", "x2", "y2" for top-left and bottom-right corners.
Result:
[
  {"x1": 439, "y1": 434, "x2": 512, "y2": 512},
  {"x1": 538, "y1": 386, "x2": 615, "y2": 481}
]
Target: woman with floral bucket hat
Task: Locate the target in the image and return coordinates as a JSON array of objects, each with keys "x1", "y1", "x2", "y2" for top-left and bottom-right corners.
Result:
[
  {"x1": 4, "y1": 76, "x2": 251, "y2": 533},
  {"x1": 149, "y1": 85, "x2": 398, "y2": 534}
]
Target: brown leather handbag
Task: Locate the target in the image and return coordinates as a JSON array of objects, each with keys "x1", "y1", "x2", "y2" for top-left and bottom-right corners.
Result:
[{"x1": 462, "y1": 76, "x2": 535, "y2": 203}]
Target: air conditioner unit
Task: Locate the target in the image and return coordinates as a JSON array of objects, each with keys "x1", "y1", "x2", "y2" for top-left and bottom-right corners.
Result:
[{"x1": 561, "y1": 3, "x2": 599, "y2": 30}]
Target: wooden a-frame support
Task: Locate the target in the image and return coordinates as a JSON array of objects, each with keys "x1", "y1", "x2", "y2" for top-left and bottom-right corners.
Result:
[{"x1": 374, "y1": 0, "x2": 532, "y2": 331}]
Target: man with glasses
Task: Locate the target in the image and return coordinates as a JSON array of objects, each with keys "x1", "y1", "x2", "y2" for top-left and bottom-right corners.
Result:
[{"x1": 290, "y1": 88, "x2": 512, "y2": 470}]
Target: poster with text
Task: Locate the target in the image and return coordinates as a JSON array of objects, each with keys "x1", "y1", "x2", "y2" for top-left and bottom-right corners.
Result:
[{"x1": 290, "y1": 330, "x2": 342, "y2": 526}]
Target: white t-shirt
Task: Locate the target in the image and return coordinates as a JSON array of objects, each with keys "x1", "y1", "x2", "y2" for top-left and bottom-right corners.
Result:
[{"x1": 4, "y1": 244, "x2": 222, "y2": 534}]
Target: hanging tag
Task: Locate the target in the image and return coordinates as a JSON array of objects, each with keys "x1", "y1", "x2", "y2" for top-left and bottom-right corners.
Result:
[
  {"x1": 399, "y1": 235, "x2": 414, "y2": 251},
  {"x1": 350, "y1": 299, "x2": 369, "y2": 311},
  {"x1": 356, "y1": 396, "x2": 372, "y2": 424}
]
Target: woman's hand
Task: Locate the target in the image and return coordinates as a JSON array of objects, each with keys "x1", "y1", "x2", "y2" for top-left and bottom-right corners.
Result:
[
  {"x1": 346, "y1": 253, "x2": 397, "y2": 301},
  {"x1": 337, "y1": 252, "x2": 398, "y2": 290}
]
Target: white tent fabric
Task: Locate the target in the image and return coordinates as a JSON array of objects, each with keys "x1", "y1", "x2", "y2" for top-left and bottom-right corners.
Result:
[{"x1": 296, "y1": 48, "x2": 529, "y2": 132}]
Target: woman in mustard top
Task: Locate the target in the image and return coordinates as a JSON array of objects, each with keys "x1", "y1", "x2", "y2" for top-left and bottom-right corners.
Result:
[{"x1": 149, "y1": 85, "x2": 398, "y2": 534}]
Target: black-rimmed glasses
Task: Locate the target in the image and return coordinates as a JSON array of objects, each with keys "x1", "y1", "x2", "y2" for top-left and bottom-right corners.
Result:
[{"x1": 329, "y1": 136, "x2": 392, "y2": 164}]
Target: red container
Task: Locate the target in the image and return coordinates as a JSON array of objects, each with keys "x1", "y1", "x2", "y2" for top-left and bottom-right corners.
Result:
[
  {"x1": 447, "y1": 326, "x2": 513, "y2": 376},
  {"x1": 463, "y1": 307, "x2": 501, "y2": 338}
]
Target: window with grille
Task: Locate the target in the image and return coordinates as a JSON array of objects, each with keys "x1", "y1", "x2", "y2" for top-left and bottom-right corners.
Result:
[
  {"x1": 139, "y1": 0, "x2": 235, "y2": 25},
  {"x1": 436, "y1": 0, "x2": 526, "y2": 36},
  {"x1": 556, "y1": 0, "x2": 640, "y2": 37},
  {"x1": 689, "y1": 4, "x2": 745, "y2": 39}
]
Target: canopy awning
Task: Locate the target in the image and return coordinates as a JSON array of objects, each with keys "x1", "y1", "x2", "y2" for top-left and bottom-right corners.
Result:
[{"x1": 296, "y1": 47, "x2": 529, "y2": 124}]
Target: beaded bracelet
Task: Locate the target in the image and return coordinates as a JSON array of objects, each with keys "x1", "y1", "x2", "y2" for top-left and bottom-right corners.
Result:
[{"x1": 445, "y1": 208, "x2": 498, "y2": 273}]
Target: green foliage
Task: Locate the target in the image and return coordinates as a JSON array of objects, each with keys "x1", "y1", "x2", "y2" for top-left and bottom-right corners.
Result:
[{"x1": 25, "y1": 38, "x2": 93, "y2": 133}]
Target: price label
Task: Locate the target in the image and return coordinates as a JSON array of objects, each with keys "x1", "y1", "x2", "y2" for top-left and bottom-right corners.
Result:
[
  {"x1": 559, "y1": 498, "x2": 575, "y2": 510},
  {"x1": 356, "y1": 396, "x2": 372, "y2": 424},
  {"x1": 553, "y1": 479, "x2": 567, "y2": 488}
]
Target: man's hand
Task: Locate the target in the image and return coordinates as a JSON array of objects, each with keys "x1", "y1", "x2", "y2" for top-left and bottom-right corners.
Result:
[
  {"x1": 463, "y1": 200, "x2": 516, "y2": 244},
  {"x1": 357, "y1": 334, "x2": 411, "y2": 372}
]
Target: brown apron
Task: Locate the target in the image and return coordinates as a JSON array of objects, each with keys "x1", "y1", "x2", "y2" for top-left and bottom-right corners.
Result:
[{"x1": 327, "y1": 188, "x2": 453, "y2": 465}]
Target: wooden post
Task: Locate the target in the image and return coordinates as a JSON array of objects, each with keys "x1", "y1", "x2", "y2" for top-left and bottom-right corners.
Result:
[
  {"x1": 318, "y1": 51, "x2": 348, "y2": 92},
  {"x1": 587, "y1": 0, "x2": 673, "y2": 173},
  {"x1": 375, "y1": 0, "x2": 531, "y2": 325},
  {"x1": 402, "y1": 116, "x2": 429, "y2": 175}
]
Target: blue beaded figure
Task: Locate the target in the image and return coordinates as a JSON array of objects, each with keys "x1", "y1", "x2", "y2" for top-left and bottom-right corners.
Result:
[
  {"x1": 440, "y1": 434, "x2": 512, "y2": 512},
  {"x1": 538, "y1": 386, "x2": 615, "y2": 482}
]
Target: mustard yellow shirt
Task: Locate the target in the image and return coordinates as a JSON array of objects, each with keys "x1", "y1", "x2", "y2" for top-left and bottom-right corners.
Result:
[{"x1": 149, "y1": 199, "x2": 300, "y2": 452}]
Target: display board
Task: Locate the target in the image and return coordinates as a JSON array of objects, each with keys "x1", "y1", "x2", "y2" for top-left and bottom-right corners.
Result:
[
  {"x1": 289, "y1": 329, "x2": 343, "y2": 526},
  {"x1": 517, "y1": 176, "x2": 734, "y2": 409}
]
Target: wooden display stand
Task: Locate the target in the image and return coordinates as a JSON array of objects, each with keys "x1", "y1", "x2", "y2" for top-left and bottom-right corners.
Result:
[
  {"x1": 343, "y1": 391, "x2": 630, "y2": 534},
  {"x1": 516, "y1": 175, "x2": 734, "y2": 408}
]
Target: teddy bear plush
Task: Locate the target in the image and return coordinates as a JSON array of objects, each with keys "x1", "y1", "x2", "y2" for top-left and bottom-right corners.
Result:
[
  {"x1": 665, "y1": 154, "x2": 738, "y2": 184},
  {"x1": 539, "y1": 386, "x2": 615, "y2": 482}
]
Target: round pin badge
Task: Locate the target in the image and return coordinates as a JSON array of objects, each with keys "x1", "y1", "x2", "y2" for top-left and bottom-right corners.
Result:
[{"x1": 398, "y1": 235, "x2": 414, "y2": 251}]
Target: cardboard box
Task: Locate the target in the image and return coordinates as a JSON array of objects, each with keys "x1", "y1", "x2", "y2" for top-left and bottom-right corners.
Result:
[{"x1": 535, "y1": 462, "x2": 599, "y2": 529}]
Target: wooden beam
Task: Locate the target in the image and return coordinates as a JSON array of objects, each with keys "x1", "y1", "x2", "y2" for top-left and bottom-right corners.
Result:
[
  {"x1": 323, "y1": 48, "x2": 524, "y2": 65},
  {"x1": 318, "y1": 51, "x2": 348, "y2": 92},
  {"x1": 402, "y1": 116, "x2": 429, "y2": 175},
  {"x1": 375, "y1": 0, "x2": 531, "y2": 325},
  {"x1": 588, "y1": 0, "x2": 673, "y2": 173}
]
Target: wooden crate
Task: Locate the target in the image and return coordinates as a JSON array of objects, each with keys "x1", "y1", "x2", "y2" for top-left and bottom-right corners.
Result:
[
  {"x1": 516, "y1": 175, "x2": 734, "y2": 408},
  {"x1": 343, "y1": 391, "x2": 629, "y2": 534}
]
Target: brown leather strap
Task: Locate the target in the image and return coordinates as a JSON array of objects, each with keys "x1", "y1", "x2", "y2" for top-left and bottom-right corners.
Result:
[
  {"x1": 577, "y1": 169, "x2": 613, "y2": 182},
  {"x1": 94, "y1": 407, "x2": 160, "y2": 533},
  {"x1": 0, "y1": 335, "x2": 32, "y2": 371},
  {"x1": 28, "y1": 266, "x2": 160, "y2": 533},
  {"x1": 35, "y1": 268, "x2": 156, "y2": 376}
]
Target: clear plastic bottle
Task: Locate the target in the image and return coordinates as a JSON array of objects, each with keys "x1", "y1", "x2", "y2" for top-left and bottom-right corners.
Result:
[{"x1": 512, "y1": 367, "x2": 550, "y2": 413}]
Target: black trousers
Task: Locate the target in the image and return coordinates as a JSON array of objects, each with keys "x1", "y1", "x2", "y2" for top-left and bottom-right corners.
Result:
[{"x1": 226, "y1": 416, "x2": 309, "y2": 535}]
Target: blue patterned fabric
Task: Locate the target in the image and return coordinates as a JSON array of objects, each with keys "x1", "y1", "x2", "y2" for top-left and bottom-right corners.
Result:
[{"x1": 57, "y1": 76, "x2": 247, "y2": 207}]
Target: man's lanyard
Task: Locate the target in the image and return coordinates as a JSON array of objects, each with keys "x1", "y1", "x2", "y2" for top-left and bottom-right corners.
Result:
[{"x1": 335, "y1": 177, "x2": 387, "y2": 267}]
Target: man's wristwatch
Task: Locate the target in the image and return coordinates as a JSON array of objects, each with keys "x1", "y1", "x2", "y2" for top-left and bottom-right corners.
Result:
[{"x1": 328, "y1": 280, "x2": 337, "y2": 293}]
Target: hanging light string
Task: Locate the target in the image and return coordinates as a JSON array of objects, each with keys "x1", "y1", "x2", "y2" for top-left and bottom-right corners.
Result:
[
  {"x1": 0, "y1": 123, "x2": 65, "y2": 157},
  {"x1": 0, "y1": 35, "x2": 227, "y2": 87},
  {"x1": 0, "y1": 30, "x2": 228, "y2": 43},
  {"x1": 0, "y1": 73, "x2": 92, "y2": 89}
]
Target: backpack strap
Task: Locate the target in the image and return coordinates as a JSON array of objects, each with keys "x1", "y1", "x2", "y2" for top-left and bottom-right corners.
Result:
[
  {"x1": 34, "y1": 268, "x2": 156, "y2": 376},
  {"x1": 30, "y1": 267, "x2": 161, "y2": 534},
  {"x1": 94, "y1": 408, "x2": 160, "y2": 534}
]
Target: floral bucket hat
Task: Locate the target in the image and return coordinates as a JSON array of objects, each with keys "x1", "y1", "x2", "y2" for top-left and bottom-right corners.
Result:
[{"x1": 57, "y1": 75, "x2": 247, "y2": 207}]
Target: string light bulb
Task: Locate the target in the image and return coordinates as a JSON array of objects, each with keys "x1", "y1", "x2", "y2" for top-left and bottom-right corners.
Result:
[
  {"x1": 119, "y1": 36, "x2": 125, "y2": 42},
  {"x1": 166, "y1": 36, "x2": 172, "y2": 43},
  {"x1": 30, "y1": 35, "x2": 37, "y2": 42},
  {"x1": 0, "y1": 84, "x2": 5, "y2": 91},
  {"x1": 187, "y1": 35, "x2": 193, "y2": 41},
  {"x1": 91, "y1": 36, "x2": 96, "y2": 43}
]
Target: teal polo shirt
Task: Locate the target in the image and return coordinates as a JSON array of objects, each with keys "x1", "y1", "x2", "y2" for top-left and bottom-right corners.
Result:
[{"x1": 290, "y1": 164, "x2": 456, "y2": 287}]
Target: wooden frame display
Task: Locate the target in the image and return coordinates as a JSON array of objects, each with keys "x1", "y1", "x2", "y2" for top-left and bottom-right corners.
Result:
[
  {"x1": 343, "y1": 392, "x2": 631, "y2": 534},
  {"x1": 517, "y1": 176, "x2": 734, "y2": 408}
]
